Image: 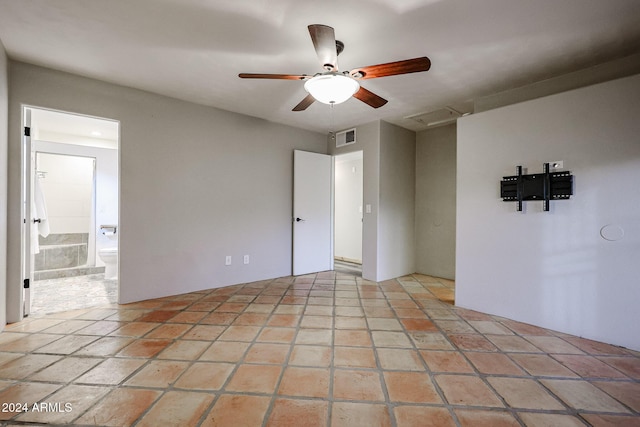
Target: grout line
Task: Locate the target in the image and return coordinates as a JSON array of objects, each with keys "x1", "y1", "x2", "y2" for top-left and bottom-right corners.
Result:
[{"x1": 1, "y1": 272, "x2": 638, "y2": 425}]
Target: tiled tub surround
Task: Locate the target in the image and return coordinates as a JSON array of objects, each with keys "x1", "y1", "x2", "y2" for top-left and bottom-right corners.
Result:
[
  {"x1": 34, "y1": 233, "x2": 104, "y2": 280},
  {"x1": 0, "y1": 272, "x2": 638, "y2": 426},
  {"x1": 35, "y1": 233, "x2": 89, "y2": 270}
]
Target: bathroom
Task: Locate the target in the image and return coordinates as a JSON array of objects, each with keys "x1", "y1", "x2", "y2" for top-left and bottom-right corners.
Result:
[{"x1": 28, "y1": 107, "x2": 119, "y2": 315}]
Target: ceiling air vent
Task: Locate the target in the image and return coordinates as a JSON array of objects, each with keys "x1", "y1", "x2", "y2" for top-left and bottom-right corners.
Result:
[
  {"x1": 405, "y1": 105, "x2": 472, "y2": 128},
  {"x1": 406, "y1": 107, "x2": 460, "y2": 127},
  {"x1": 335, "y1": 128, "x2": 356, "y2": 148}
]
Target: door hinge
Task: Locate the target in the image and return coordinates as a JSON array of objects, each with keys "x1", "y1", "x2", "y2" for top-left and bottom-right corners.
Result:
[
  {"x1": 24, "y1": 126, "x2": 31, "y2": 137},
  {"x1": 23, "y1": 278, "x2": 30, "y2": 289}
]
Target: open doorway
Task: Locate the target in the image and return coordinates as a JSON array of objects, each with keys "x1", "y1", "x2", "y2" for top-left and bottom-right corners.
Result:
[
  {"x1": 23, "y1": 107, "x2": 119, "y2": 316},
  {"x1": 334, "y1": 151, "x2": 363, "y2": 276}
]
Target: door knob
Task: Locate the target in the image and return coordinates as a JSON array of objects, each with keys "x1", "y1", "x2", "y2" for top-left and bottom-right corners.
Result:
[{"x1": 295, "y1": 217, "x2": 305, "y2": 222}]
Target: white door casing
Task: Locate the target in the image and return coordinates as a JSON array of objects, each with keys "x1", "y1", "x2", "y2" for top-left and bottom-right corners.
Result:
[{"x1": 21, "y1": 107, "x2": 32, "y2": 317}]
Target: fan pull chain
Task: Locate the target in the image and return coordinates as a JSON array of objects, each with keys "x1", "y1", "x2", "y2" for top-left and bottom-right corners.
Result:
[{"x1": 329, "y1": 102, "x2": 335, "y2": 141}]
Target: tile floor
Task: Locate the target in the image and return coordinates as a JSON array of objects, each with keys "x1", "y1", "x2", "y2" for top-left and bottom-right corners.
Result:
[
  {"x1": 30, "y1": 274, "x2": 118, "y2": 316},
  {"x1": 333, "y1": 260, "x2": 362, "y2": 277},
  {"x1": 0, "y1": 271, "x2": 638, "y2": 426}
]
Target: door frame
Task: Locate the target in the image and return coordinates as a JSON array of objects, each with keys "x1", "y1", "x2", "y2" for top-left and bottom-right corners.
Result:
[
  {"x1": 20, "y1": 107, "x2": 32, "y2": 317},
  {"x1": 34, "y1": 150, "x2": 98, "y2": 266},
  {"x1": 19, "y1": 105, "x2": 120, "y2": 319}
]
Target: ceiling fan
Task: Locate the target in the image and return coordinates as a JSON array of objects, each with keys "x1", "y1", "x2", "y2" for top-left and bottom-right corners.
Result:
[{"x1": 239, "y1": 24, "x2": 431, "y2": 111}]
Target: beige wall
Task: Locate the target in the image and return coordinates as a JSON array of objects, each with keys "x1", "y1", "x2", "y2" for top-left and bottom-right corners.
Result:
[
  {"x1": 0, "y1": 41, "x2": 7, "y2": 328},
  {"x1": 6, "y1": 62, "x2": 326, "y2": 322},
  {"x1": 457, "y1": 73, "x2": 640, "y2": 350},
  {"x1": 415, "y1": 124, "x2": 456, "y2": 279},
  {"x1": 378, "y1": 121, "x2": 415, "y2": 280}
]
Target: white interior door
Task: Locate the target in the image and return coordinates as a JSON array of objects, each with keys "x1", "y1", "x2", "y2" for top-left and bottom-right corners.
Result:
[{"x1": 293, "y1": 150, "x2": 333, "y2": 276}]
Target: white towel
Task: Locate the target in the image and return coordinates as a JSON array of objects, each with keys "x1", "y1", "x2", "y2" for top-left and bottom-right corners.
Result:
[{"x1": 31, "y1": 176, "x2": 50, "y2": 254}]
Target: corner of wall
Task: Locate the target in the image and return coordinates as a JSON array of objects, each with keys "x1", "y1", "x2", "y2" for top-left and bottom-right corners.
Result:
[
  {"x1": 415, "y1": 124, "x2": 457, "y2": 280},
  {"x1": 0, "y1": 39, "x2": 9, "y2": 329},
  {"x1": 377, "y1": 121, "x2": 416, "y2": 280}
]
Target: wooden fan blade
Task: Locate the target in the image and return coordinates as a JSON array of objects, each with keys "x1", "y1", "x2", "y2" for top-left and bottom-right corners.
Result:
[
  {"x1": 353, "y1": 86, "x2": 388, "y2": 108},
  {"x1": 349, "y1": 57, "x2": 431, "y2": 80},
  {"x1": 293, "y1": 94, "x2": 316, "y2": 111},
  {"x1": 239, "y1": 73, "x2": 309, "y2": 80},
  {"x1": 308, "y1": 24, "x2": 338, "y2": 71}
]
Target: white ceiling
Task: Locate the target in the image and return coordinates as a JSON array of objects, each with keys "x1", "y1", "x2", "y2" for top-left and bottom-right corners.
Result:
[
  {"x1": 1, "y1": 0, "x2": 640, "y2": 134},
  {"x1": 30, "y1": 108, "x2": 119, "y2": 148}
]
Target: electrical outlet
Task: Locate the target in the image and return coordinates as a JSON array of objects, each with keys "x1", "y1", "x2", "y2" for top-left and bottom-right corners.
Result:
[
  {"x1": 225, "y1": 256, "x2": 232, "y2": 266},
  {"x1": 243, "y1": 255, "x2": 250, "y2": 264}
]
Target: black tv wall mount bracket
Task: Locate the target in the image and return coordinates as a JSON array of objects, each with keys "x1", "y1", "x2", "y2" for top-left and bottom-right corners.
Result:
[{"x1": 500, "y1": 163, "x2": 573, "y2": 212}]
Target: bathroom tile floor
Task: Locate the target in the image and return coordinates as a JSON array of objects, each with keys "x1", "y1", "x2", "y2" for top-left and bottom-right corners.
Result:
[
  {"x1": 30, "y1": 274, "x2": 118, "y2": 316},
  {"x1": 1, "y1": 271, "x2": 639, "y2": 426},
  {"x1": 333, "y1": 259, "x2": 362, "y2": 277}
]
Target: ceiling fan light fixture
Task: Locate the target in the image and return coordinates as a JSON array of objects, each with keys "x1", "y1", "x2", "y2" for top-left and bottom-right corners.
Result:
[{"x1": 304, "y1": 73, "x2": 360, "y2": 105}]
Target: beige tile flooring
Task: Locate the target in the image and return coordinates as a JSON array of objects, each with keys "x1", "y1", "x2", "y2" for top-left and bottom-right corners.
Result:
[{"x1": 0, "y1": 271, "x2": 639, "y2": 426}]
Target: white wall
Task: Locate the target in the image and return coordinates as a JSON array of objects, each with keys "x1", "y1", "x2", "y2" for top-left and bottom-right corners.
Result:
[
  {"x1": 457, "y1": 74, "x2": 640, "y2": 351},
  {"x1": 6, "y1": 62, "x2": 326, "y2": 321},
  {"x1": 415, "y1": 124, "x2": 456, "y2": 279},
  {"x1": 334, "y1": 152, "x2": 363, "y2": 263},
  {"x1": 36, "y1": 152, "x2": 93, "y2": 234},
  {"x1": 0, "y1": 41, "x2": 8, "y2": 329},
  {"x1": 33, "y1": 140, "x2": 118, "y2": 267}
]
